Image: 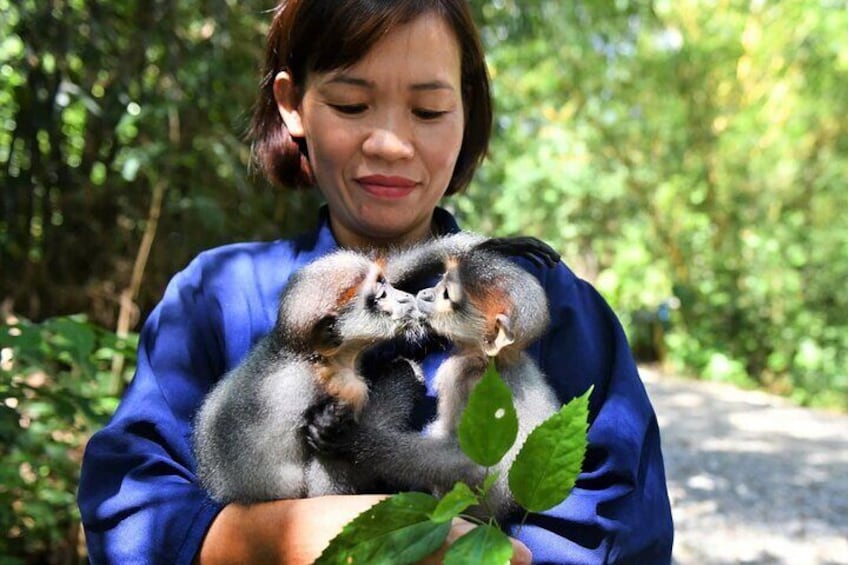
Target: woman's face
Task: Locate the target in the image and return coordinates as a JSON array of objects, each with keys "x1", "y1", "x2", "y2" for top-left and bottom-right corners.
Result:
[{"x1": 276, "y1": 14, "x2": 465, "y2": 249}]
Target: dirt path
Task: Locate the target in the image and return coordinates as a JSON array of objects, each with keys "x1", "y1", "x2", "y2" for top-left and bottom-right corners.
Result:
[{"x1": 640, "y1": 365, "x2": 848, "y2": 565}]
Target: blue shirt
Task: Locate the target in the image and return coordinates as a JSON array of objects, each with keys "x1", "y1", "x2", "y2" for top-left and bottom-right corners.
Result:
[{"x1": 78, "y1": 208, "x2": 673, "y2": 564}]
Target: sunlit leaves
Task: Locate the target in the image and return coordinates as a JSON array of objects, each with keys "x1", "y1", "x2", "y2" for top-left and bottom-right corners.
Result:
[{"x1": 460, "y1": 1, "x2": 848, "y2": 409}]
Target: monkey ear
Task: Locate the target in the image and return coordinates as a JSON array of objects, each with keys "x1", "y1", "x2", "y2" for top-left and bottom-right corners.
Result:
[
  {"x1": 311, "y1": 314, "x2": 342, "y2": 353},
  {"x1": 273, "y1": 70, "x2": 305, "y2": 137},
  {"x1": 484, "y1": 313, "x2": 515, "y2": 357}
]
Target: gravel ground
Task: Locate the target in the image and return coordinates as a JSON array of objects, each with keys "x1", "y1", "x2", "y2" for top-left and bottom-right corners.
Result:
[{"x1": 640, "y1": 365, "x2": 848, "y2": 565}]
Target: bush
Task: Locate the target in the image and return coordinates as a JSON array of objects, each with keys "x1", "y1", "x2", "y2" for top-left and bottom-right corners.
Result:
[{"x1": 0, "y1": 315, "x2": 137, "y2": 563}]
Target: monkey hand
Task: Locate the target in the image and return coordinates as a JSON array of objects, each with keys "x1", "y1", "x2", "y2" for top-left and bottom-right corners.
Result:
[
  {"x1": 474, "y1": 236, "x2": 560, "y2": 268},
  {"x1": 303, "y1": 397, "x2": 357, "y2": 457}
]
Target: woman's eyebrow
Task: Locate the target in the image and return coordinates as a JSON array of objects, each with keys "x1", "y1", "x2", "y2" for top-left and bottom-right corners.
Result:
[
  {"x1": 324, "y1": 74, "x2": 456, "y2": 92},
  {"x1": 410, "y1": 80, "x2": 456, "y2": 92},
  {"x1": 325, "y1": 75, "x2": 372, "y2": 89}
]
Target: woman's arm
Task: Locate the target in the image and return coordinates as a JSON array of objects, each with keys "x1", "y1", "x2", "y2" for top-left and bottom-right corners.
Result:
[
  {"x1": 198, "y1": 497, "x2": 532, "y2": 564},
  {"x1": 78, "y1": 245, "x2": 288, "y2": 564}
]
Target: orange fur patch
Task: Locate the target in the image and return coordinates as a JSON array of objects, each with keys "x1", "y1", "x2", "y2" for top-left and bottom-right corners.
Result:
[{"x1": 335, "y1": 271, "x2": 367, "y2": 307}]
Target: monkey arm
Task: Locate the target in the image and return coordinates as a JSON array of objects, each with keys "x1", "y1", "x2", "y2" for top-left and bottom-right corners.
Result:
[
  {"x1": 304, "y1": 357, "x2": 488, "y2": 497},
  {"x1": 473, "y1": 236, "x2": 561, "y2": 267}
]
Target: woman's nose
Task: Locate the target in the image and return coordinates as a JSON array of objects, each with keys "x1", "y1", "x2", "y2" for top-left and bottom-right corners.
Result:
[{"x1": 362, "y1": 122, "x2": 414, "y2": 161}]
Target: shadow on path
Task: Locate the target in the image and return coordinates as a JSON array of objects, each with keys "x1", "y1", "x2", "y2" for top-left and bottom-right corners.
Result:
[{"x1": 641, "y1": 366, "x2": 848, "y2": 565}]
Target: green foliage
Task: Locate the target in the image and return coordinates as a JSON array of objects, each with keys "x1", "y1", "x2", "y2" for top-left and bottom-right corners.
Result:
[
  {"x1": 0, "y1": 0, "x2": 323, "y2": 326},
  {"x1": 429, "y1": 482, "x2": 478, "y2": 524},
  {"x1": 443, "y1": 524, "x2": 513, "y2": 565},
  {"x1": 457, "y1": 360, "x2": 518, "y2": 467},
  {"x1": 315, "y1": 492, "x2": 452, "y2": 565},
  {"x1": 509, "y1": 386, "x2": 591, "y2": 513},
  {"x1": 458, "y1": 0, "x2": 848, "y2": 409},
  {"x1": 320, "y1": 370, "x2": 592, "y2": 564},
  {"x1": 0, "y1": 315, "x2": 136, "y2": 562}
]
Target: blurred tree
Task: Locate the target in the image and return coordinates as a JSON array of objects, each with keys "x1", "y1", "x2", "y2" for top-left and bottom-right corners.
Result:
[
  {"x1": 0, "y1": 0, "x2": 320, "y2": 330},
  {"x1": 459, "y1": 0, "x2": 847, "y2": 406}
]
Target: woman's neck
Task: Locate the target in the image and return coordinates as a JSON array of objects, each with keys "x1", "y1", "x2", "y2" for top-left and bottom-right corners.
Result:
[{"x1": 328, "y1": 216, "x2": 435, "y2": 251}]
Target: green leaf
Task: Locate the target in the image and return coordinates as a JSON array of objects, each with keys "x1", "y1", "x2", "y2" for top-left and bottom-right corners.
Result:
[
  {"x1": 509, "y1": 386, "x2": 592, "y2": 513},
  {"x1": 315, "y1": 492, "x2": 451, "y2": 565},
  {"x1": 480, "y1": 471, "x2": 499, "y2": 497},
  {"x1": 443, "y1": 524, "x2": 514, "y2": 565},
  {"x1": 429, "y1": 482, "x2": 479, "y2": 524},
  {"x1": 458, "y1": 360, "x2": 518, "y2": 467}
]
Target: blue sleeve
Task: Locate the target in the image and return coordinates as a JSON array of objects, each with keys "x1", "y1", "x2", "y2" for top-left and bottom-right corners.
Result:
[
  {"x1": 509, "y1": 263, "x2": 674, "y2": 564},
  {"x1": 77, "y1": 245, "x2": 285, "y2": 564}
]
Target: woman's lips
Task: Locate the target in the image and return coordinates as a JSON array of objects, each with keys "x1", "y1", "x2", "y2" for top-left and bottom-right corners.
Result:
[{"x1": 356, "y1": 175, "x2": 418, "y2": 199}]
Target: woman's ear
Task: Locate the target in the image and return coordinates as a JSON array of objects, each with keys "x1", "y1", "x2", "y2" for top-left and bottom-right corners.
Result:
[{"x1": 273, "y1": 71, "x2": 305, "y2": 137}]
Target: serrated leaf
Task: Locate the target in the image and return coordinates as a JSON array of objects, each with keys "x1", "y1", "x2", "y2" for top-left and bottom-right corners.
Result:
[
  {"x1": 458, "y1": 360, "x2": 518, "y2": 467},
  {"x1": 429, "y1": 482, "x2": 479, "y2": 524},
  {"x1": 315, "y1": 492, "x2": 451, "y2": 565},
  {"x1": 443, "y1": 524, "x2": 514, "y2": 565},
  {"x1": 509, "y1": 386, "x2": 592, "y2": 513}
]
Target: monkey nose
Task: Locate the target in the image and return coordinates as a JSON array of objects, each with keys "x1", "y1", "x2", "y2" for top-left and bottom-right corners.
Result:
[
  {"x1": 416, "y1": 289, "x2": 435, "y2": 316},
  {"x1": 417, "y1": 288, "x2": 435, "y2": 302}
]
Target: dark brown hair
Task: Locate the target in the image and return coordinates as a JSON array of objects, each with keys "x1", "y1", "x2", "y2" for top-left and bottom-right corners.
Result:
[{"x1": 250, "y1": 0, "x2": 492, "y2": 194}]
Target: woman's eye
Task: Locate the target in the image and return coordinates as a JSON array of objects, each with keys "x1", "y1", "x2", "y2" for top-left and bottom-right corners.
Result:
[
  {"x1": 414, "y1": 108, "x2": 448, "y2": 120},
  {"x1": 330, "y1": 103, "x2": 367, "y2": 115}
]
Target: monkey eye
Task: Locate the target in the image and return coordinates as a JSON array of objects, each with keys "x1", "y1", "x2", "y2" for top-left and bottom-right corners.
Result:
[{"x1": 373, "y1": 280, "x2": 388, "y2": 300}]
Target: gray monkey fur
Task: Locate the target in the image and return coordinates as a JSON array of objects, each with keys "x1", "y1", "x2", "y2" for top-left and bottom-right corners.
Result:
[{"x1": 192, "y1": 249, "x2": 426, "y2": 503}]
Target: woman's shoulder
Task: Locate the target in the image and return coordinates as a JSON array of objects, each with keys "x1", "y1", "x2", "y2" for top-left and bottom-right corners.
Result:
[
  {"x1": 195, "y1": 237, "x2": 303, "y2": 264},
  {"x1": 168, "y1": 237, "x2": 313, "y2": 298},
  {"x1": 531, "y1": 258, "x2": 621, "y2": 325}
]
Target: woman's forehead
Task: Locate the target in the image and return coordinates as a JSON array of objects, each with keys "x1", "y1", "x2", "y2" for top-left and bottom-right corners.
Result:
[{"x1": 306, "y1": 14, "x2": 461, "y2": 90}]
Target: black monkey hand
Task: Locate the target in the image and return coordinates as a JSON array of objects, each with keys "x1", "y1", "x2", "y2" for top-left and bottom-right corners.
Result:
[
  {"x1": 303, "y1": 397, "x2": 357, "y2": 457},
  {"x1": 475, "y1": 236, "x2": 561, "y2": 268}
]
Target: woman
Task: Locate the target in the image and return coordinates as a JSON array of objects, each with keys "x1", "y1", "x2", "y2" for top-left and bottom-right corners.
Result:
[{"x1": 78, "y1": 1, "x2": 673, "y2": 563}]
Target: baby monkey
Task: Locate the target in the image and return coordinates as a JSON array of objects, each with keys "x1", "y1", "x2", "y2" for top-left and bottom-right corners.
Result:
[
  {"x1": 193, "y1": 249, "x2": 426, "y2": 503},
  {"x1": 415, "y1": 240, "x2": 562, "y2": 518}
]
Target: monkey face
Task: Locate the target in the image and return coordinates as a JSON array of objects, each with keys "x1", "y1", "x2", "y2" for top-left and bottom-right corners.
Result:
[
  {"x1": 331, "y1": 261, "x2": 427, "y2": 349},
  {"x1": 277, "y1": 251, "x2": 427, "y2": 355},
  {"x1": 415, "y1": 265, "x2": 488, "y2": 348}
]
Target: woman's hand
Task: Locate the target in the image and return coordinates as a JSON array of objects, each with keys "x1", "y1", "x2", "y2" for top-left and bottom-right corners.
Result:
[
  {"x1": 197, "y1": 496, "x2": 531, "y2": 564},
  {"x1": 198, "y1": 495, "x2": 387, "y2": 564}
]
